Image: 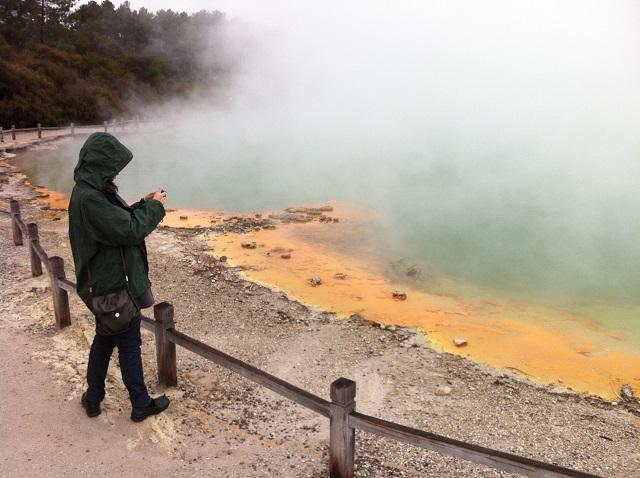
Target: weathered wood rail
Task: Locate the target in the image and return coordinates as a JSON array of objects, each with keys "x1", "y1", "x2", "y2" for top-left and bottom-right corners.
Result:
[
  {"x1": 0, "y1": 120, "x2": 140, "y2": 149},
  {"x1": 4, "y1": 198, "x2": 603, "y2": 478}
]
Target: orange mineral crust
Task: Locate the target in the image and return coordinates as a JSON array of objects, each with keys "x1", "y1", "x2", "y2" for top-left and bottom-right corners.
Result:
[
  {"x1": 163, "y1": 209, "x2": 229, "y2": 228},
  {"x1": 210, "y1": 215, "x2": 640, "y2": 400},
  {"x1": 28, "y1": 188, "x2": 225, "y2": 228},
  {"x1": 33, "y1": 186, "x2": 70, "y2": 210}
]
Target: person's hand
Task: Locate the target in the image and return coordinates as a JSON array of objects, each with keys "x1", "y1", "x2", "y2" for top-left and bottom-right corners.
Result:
[{"x1": 150, "y1": 188, "x2": 167, "y2": 204}]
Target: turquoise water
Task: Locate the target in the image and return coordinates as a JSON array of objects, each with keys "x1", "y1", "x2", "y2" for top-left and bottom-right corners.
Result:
[{"x1": 11, "y1": 134, "x2": 640, "y2": 348}]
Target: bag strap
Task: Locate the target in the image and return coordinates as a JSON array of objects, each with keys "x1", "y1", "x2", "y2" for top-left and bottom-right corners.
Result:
[{"x1": 120, "y1": 248, "x2": 140, "y2": 313}]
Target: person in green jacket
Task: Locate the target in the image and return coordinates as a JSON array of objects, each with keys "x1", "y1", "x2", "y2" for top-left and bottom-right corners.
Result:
[{"x1": 68, "y1": 132, "x2": 170, "y2": 422}]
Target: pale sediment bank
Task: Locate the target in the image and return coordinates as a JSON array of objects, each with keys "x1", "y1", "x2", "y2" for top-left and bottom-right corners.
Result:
[{"x1": 1, "y1": 152, "x2": 639, "y2": 477}]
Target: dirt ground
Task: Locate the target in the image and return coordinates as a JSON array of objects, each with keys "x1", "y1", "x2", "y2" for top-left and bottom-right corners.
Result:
[{"x1": 1, "y1": 155, "x2": 639, "y2": 477}]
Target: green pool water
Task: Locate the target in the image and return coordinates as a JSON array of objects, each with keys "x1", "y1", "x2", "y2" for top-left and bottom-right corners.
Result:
[{"x1": 11, "y1": 133, "x2": 640, "y2": 352}]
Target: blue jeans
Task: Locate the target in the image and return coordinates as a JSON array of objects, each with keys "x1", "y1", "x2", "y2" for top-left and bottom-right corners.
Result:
[{"x1": 86, "y1": 316, "x2": 151, "y2": 409}]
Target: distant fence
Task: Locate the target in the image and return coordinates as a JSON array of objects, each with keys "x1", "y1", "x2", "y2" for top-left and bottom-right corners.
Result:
[
  {"x1": 0, "y1": 120, "x2": 140, "y2": 148},
  {"x1": 4, "y1": 198, "x2": 603, "y2": 478}
]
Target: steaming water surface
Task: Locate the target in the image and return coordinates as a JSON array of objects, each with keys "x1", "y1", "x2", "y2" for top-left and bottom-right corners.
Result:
[{"x1": 13, "y1": 135, "x2": 640, "y2": 353}]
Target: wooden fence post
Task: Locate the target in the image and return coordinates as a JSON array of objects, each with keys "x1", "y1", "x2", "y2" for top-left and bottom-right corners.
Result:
[
  {"x1": 27, "y1": 223, "x2": 43, "y2": 277},
  {"x1": 11, "y1": 124, "x2": 16, "y2": 140},
  {"x1": 49, "y1": 256, "x2": 71, "y2": 328},
  {"x1": 103, "y1": 121, "x2": 108, "y2": 132},
  {"x1": 37, "y1": 123, "x2": 42, "y2": 139},
  {"x1": 154, "y1": 302, "x2": 177, "y2": 387},
  {"x1": 0, "y1": 126, "x2": 3, "y2": 143},
  {"x1": 10, "y1": 199, "x2": 23, "y2": 246},
  {"x1": 330, "y1": 378, "x2": 356, "y2": 478},
  {"x1": 70, "y1": 122, "x2": 75, "y2": 136}
]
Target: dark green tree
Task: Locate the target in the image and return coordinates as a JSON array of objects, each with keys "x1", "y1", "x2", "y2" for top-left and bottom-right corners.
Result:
[
  {"x1": 0, "y1": 0, "x2": 41, "y2": 46},
  {"x1": 0, "y1": 1, "x2": 232, "y2": 127}
]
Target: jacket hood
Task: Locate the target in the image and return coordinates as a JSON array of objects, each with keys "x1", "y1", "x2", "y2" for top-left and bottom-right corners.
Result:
[{"x1": 74, "y1": 133, "x2": 133, "y2": 190}]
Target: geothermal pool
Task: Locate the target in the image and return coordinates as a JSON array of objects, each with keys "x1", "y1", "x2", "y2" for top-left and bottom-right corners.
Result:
[{"x1": 11, "y1": 136, "x2": 640, "y2": 398}]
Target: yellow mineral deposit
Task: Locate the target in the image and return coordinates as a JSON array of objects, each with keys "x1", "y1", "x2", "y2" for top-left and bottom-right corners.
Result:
[
  {"x1": 210, "y1": 203, "x2": 640, "y2": 400},
  {"x1": 163, "y1": 209, "x2": 227, "y2": 228},
  {"x1": 34, "y1": 186, "x2": 69, "y2": 210}
]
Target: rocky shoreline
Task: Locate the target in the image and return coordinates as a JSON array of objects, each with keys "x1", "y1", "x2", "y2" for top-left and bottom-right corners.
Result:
[{"x1": 1, "y1": 152, "x2": 639, "y2": 477}]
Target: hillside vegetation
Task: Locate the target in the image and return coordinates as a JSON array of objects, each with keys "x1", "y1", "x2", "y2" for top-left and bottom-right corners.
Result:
[{"x1": 0, "y1": 1, "x2": 232, "y2": 128}]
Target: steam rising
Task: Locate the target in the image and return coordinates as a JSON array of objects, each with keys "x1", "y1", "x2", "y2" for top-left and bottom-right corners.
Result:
[{"x1": 21, "y1": 2, "x2": 640, "y2": 330}]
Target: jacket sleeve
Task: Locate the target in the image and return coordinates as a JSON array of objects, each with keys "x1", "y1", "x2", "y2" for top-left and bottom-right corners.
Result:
[
  {"x1": 129, "y1": 198, "x2": 145, "y2": 209},
  {"x1": 81, "y1": 193, "x2": 165, "y2": 246}
]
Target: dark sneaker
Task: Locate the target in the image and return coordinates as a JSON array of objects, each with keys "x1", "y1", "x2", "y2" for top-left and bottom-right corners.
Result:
[
  {"x1": 81, "y1": 392, "x2": 101, "y2": 418},
  {"x1": 131, "y1": 395, "x2": 170, "y2": 423}
]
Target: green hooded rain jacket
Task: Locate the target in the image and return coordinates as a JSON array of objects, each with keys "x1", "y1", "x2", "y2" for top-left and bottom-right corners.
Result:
[{"x1": 68, "y1": 133, "x2": 165, "y2": 308}]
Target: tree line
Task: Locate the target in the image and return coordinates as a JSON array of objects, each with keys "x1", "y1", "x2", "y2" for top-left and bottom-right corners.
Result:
[{"x1": 0, "y1": 1, "x2": 232, "y2": 128}]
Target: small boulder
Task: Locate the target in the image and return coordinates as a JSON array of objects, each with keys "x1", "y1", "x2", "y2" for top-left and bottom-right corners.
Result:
[
  {"x1": 435, "y1": 385, "x2": 452, "y2": 396},
  {"x1": 334, "y1": 273, "x2": 347, "y2": 280},
  {"x1": 620, "y1": 384, "x2": 636, "y2": 401},
  {"x1": 453, "y1": 338, "x2": 467, "y2": 347},
  {"x1": 179, "y1": 215, "x2": 188, "y2": 221},
  {"x1": 269, "y1": 212, "x2": 310, "y2": 223},
  {"x1": 392, "y1": 290, "x2": 407, "y2": 301},
  {"x1": 241, "y1": 241, "x2": 257, "y2": 249},
  {"x1": 285, "y1": 207, "x2": 309, "y2": 214},
  {"x1": 281, "y1": 252, "x2": 292, "y2": 259},
  {"x1": 308, "y1": 276, "x2": 322, "y2": 287}
]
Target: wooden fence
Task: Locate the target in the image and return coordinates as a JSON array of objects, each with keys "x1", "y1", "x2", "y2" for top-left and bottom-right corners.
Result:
[
  {"x1": 4, "y1": 198, "x2": 604, "y2": 478},
  {"x1": 0, "y1": 120, "x2": 140, "y2": 147}
]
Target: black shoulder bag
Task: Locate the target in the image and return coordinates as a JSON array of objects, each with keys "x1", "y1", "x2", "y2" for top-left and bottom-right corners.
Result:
[{"x1": 88, "y1": 248, "x2": 140, "y2": 336}]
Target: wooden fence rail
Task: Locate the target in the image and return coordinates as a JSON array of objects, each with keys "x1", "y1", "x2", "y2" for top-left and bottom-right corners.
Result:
[
  {"x1": 3, "y1": 198, "x2": 603, "y2": 478},
  {"x1": 0, "y1": 120, "x2": 140, "y2": 145}
]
